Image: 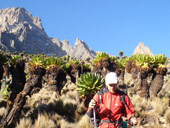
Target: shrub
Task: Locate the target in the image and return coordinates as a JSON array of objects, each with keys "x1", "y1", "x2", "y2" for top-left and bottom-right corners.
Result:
[{"x1": 76, "y1": 72, "x2": 104, "y2": 97}]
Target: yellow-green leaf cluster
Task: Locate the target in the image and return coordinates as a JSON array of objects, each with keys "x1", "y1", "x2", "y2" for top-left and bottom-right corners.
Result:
[
  {"x1": 29, "y1": 55, "x2": 45, "y2": 68},
  {"x1": 45, "y1": 56, "x2": 63, "y2": 69},
  {"x1": 131, "y1": 54, "x2": 152, "y2": 68},
  {"x1": 76, "y1": 72, "x2": 104, "y2": 97},
  {"x1": 65, "y1": 59, "x2": 80, "y2": 69},
  {"x1": 10, "y1": 55, "x2": 21, "y2": 65},
  {"x1": 115, "y1": 57, "x2": 130, "y2": 70},
  {"x1": 151, "y1": 54, "x2": 168, "y2": 68},
  {"x1": 92, "y1": 52, "x2": 109, "y2": 66}
]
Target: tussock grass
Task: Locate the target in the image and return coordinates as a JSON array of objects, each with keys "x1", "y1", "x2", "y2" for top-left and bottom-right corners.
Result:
[
  {"x1": 77, "y1": 114, "x2": 93, "y2": 128},
  {"x1": 150, "y1": 97, "x2": 169, "y2": 116},
  {"x1": 16, "y1": 118, "x2": 32, "y2": 128},
  {"x1": 59, "y1": 119, "x2": 77, "y2": 128},
  {"x1": 24, "y1": 85, "x2": 86, "y2": 126},
  {"x1": 0, "y1": 98, "x2": 6, "y2": 118},
  {"x1": 16, "y1": 82, "x2": 170, "y2": 128},
  {"x1": 33, "y1": 114, "x2": 56, "y2": 128},
  {"x1": 129, "y1": 94, "x2": 170, "y2": 127},
  {"x1": 61, "y1": 82, "x2": 79, "y2": 102},
  {"x1": 130, "y1": 94, "x2": 151, "y2": 118},
  {"x1": 27, "y1": 87, "x2": 58, "y2": 108},
  {"x1": 164, "y1": 108, "x2": 170, "y2": 126},
  {"x1": 0, "y1": 107, "x2": 6, "y2": 116}
]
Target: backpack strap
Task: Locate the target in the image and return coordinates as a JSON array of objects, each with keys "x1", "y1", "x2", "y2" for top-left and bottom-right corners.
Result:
[
  {"x1": 97, "y1": 87, "x2": 108, "y2": 104},
  {"x1": 120, "y1": 94, "x2": 132, "y2": 113}
]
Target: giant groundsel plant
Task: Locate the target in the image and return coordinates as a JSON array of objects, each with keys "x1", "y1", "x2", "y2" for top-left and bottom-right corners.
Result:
[{"x1": 76, "y1": 72, "x2": 104, "y2": 97}]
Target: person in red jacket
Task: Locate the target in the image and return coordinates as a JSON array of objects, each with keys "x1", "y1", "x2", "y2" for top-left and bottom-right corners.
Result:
[{"x1": 87, "y1": 72, "x2": 137, "y2": 128}]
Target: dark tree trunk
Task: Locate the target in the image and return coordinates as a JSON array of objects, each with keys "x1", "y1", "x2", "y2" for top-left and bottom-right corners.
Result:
[
  {"x1": 2, "y1": 65, "x2": 9, "y2": 77},
  {"x1": 5, "y1": 59, "x2": 26, "y2": 120},
  {"x1": 138, "y1": 78, "x2": 150, "y2": 98},
  {"x1": 44, "y1": 67, "x2": 66, "y2": 94},
  {"x1": 149, "y1": 74, "x2": 163, "y2": 98},
  {"x1": 0, "y1": 62, "x2": 3, "y2": 81},
  {"x1": 67, "y1": 63, "x2": 81, "y2": 83},
  {"x1": 2, "y1": 67, "x2": 45, "y2": 128}
]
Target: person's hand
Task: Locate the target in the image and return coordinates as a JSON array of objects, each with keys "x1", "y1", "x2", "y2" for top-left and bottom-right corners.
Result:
[
  {"x1": 88, "y1": 99, "x2": 96, "y2": 109},
  {"x1": 130, "y1": 116, "x2": 138, "y2": 125}
]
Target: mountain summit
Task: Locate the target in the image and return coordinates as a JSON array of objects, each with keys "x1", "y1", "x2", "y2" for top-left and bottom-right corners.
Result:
[
  {"x1": 0, "y1": 7, "x2": 65, "y2": 56},
  {"x1": 0, "y1": 7, "x2": 96, "y2": 59},
  {"x1": 133, "y1": 42, "x2": 154, "y2": 56}
]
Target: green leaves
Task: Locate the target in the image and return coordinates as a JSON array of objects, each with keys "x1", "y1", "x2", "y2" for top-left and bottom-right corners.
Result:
[
  {"x1": 130, "y1": 54, "x2": 168, "y2": 69},
  {"x1": 151, "y1": 54, "x2": 168, "y2": 68},
  {"x1": 0, "y1": 77, "x2": 11, "y2": 100},
  {"x1": 131, "y1": 54, "x2": 152, "y2": 68},
  {"x1": 29, "y1": 55, "x2": 45, "y2": 68},
  {"x1": 92, "y1": 52, "x2": 109, "y2": 66},
  {"x1": 65, "y1": 59, "x2": 80, "y2": 69},
  {"x1": 45, "y1": 56, "x2": 64, "y2": 69},
  {"x1": 0, "y1": 54, "x2": 8, "y2": 65},
  {"x1": 115, "y1": 57, "x2": 130, "y2": 70},
  {"x1": 76, "y1": 72, "x2": 104, "y2": 97},
  {"x1": 11, "y1": 55, "x2": 21, "y2": 65}
]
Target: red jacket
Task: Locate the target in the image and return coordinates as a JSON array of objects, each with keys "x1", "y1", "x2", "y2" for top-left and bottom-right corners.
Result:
[{"x1": 87, "y1": 88, "x2": 135, "y2": 128}]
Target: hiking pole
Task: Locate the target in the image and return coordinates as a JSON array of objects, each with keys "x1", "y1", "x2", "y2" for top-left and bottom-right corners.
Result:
[
  {"x1": 93, "y1": 108, "x2": 97, "y2": 128},
  {"x1": 132, "y1": 116, "x2": 135, "y2": 128}
]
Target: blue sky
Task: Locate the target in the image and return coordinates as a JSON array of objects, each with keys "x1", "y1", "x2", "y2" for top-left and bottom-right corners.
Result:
[{"x1": 1, "y1": 0, "x2": 170, "y2": 57}]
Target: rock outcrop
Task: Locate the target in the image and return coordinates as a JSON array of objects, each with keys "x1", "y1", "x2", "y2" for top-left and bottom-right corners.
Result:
[
  {"x1": 0, "y1": 7, "x2": 66, "y2": 56},
  {"x1": 51, "y1": 38, "x2": 96, "y2": 60},
  {"x1": 133, "y1": 42, "x2": 154, "y2": 56},
  {"x1": 70, "y1": 38, "x2": 96, "y2": 60},
  {"x1": 0, "y1": 7, "x2": 96, "y2": 60}
]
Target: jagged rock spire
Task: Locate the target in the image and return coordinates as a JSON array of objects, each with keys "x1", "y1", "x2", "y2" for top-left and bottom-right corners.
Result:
[
  {"x1": 133, "y1": 42, "x2": 154, "y2": 56},
  {"x1": 0, "y1": 7, "x2": 96, "y2": 59}
]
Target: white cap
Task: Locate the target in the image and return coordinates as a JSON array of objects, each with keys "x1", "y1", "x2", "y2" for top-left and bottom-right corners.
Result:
[{"x1": 105, "y1": 72, "x2": 118, "y2": 85}]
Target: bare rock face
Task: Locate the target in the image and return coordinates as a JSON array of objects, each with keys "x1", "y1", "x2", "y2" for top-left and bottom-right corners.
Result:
[
  {"x1": 0, "y1": 7, "x2": 96, "y2": 60},
  {"x1": 0, "y1": 7, "x2": 65, "y2": 56},
  {"x1": 51, "y1": 38, "x2": 74, "y2": 56},
  {"x1": 70, "y1": 38, "x2": 96, "y2": 60},
  {"x1": 51, "y1": 38, "x2": 96, "y2": 60},
  {"x1": 133, "y1": 42, "x2": 154, "y2": 56}
]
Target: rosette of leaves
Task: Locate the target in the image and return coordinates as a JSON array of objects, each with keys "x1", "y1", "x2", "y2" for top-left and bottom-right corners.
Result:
[
  {"x1": 0, "y1": 54, "x2": 9, "y2": 65},
  {"x1": 44, "y1": 56, "x2": 65, "y2": 86},
  {"x1": 10, "y1": 55, "x2": 22, "y2": 65},
  {"x1": 45, "y1": 56, "x2": 64, "y2": 71},
  {"x1": 83, "y1": 63, "x2": 91, "y2": 72},
  {"x1": 132, "y1": 54, "x2": 153, "y2": 74},
  {"x1": 125, "y1": 57, "x2": 136, "y2": 73},
  {"x1": 28, "y1": 55, "x2": 45, "y2": 74},
  {"x1": 0, "y1": 76, "x2": 11, "y2": 100},
  {"x1": 92, "y1": 52, "x2": 110, "y2": 67},
  {"x1": 65, "y1": 59, "x2": 80, "y2": 70},
  {"x1": 0, "y1": 54, "x2": 11, "y2": 77},
  {"x1": 29, "y1": 55, "x2": 45, "y2": 67},
  {"x1": 151, "y1": 54, "x2": 168, "y2": 75},
  {"x1": 109, "y1": 56, "x2": 117, "y2": 63},
  {"x1": 115, "y1": 57, "x2": 130, "y2": 71},
  {"x1": 76, "y1": 72, "x2": 104, "y2": 97}
]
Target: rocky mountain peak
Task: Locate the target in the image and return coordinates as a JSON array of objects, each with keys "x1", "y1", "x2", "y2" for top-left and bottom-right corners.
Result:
[
  {"x1": 0, "y1": 7, "x2": 96, "y2": 60},
  {"x1": 133, "y1": 42, "x2": 154, "y2": 56},
  {"x1": 0, "y1": 7, "x2": 43, "y2": 31},
  {"x1": 75, "y1": 38, "x2": 88, "y2": 49},
  {"x1": 71, "y1": 38, "x2": 96, "y2": 60},
  {"x1": 0, "y1": 7, "x2": 65, "y2": 56}
]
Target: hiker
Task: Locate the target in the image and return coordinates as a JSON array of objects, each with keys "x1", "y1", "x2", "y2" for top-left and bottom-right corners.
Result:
[{"x1": 87, "y1": 72, "x2": 137, "y2": 128}]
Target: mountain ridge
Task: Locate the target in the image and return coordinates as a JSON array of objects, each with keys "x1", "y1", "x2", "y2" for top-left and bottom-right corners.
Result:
[
  {"x1": 0, "y1": 7, "x2": 96, "y2": 59},
  {"x1": 0, "y1": 7, "x2": 155, "y2": 59}
]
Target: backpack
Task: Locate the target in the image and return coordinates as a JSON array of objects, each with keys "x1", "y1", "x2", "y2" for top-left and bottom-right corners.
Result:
[{"x1": 91, "y1": 87, "x2": 129, "y2": 128}]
